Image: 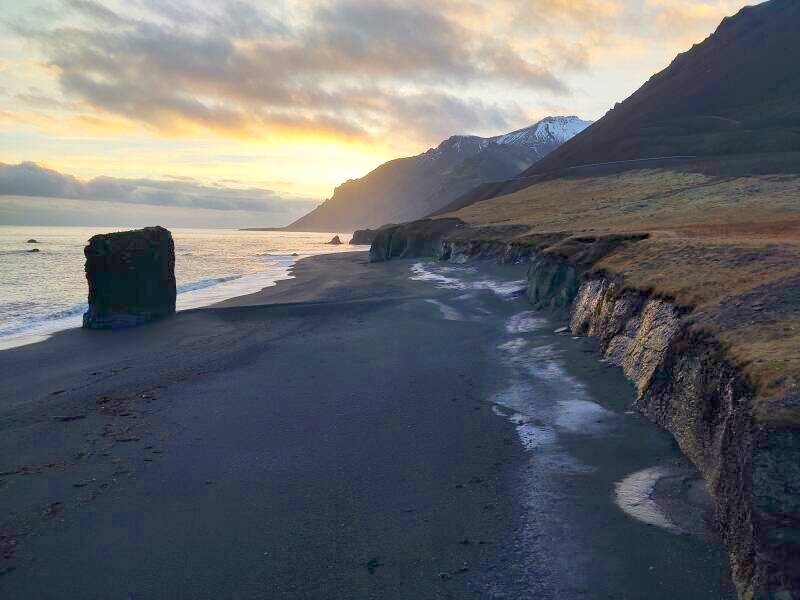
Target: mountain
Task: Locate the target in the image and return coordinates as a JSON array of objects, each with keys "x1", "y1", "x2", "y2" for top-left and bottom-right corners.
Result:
[
  {"x1": 434, "y1": 0, "x2": 800, "y2": 217},
  {"x1": 525, "y1": 0, "x2": 800, "y2": 175},
  {"x1": 285, "y1": 116, "x2": 591, "y2": 232}
]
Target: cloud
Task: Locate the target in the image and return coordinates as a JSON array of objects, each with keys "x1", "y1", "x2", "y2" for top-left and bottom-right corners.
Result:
[
  {"x1": 0, "y1": 161, "x2": 320, "y2": 215},
  {"x1": 445, "y1": 0, "x2": 623, "y2": 36},
  {"x1": 2, "y1": 0, "x2": 763, "y2": 194},
  {"x1": 19, "y1": 0, "x2": 572, "y2": 145},
  {"x1": 379, "y1": 93, "x2": 526, "y2": 143},
  {"x1": 0, "y1": 161, "x2": 83, "y2": 198},
  {"x1": 644, "y1": 0, "x2": 748, "y2": 40}
]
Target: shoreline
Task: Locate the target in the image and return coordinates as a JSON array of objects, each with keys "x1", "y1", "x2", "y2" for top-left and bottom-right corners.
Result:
[
  {"x1": 0, "y1": 246, "x2": 368, "y2": 351},
  {"x1": 0, "y1": 252, "x2": 733, "y2": 598}
]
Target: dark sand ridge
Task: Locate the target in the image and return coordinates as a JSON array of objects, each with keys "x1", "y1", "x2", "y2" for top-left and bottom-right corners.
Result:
[{"x1": 0, "y1": 252, "x2": 733, "y2": 598}]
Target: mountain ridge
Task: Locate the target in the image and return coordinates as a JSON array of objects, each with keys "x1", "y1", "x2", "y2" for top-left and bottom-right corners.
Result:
[{"x1": 283, "y1": 116, "x2": 591, "y2": 232}]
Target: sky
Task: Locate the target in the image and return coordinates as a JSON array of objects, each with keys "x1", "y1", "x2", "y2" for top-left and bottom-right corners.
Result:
[{"x1": 0, "y1": 0, "x2": 762, "y2": 228}]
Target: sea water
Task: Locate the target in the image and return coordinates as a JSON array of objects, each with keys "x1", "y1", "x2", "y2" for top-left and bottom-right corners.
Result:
[{"x1": 0, "y1": 226, "x2": 362, "y2": 349}]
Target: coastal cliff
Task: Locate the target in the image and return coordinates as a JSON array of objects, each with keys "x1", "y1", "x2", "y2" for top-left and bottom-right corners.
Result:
[
  {"x1": 559, "y1": 272, "x2": 798, "y2": 599},
  {"x1": 369, "y1": 222, "x2": 799, "y2": 599},
  {"x1": 368, "y1": 218, "x2": 464, "y2": 262}
]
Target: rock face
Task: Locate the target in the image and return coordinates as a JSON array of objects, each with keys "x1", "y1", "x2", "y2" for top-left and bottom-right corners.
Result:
[
  {"x1": 349, "y1": 228, "x2": 386, "y2": 245},
  {"x1": 438, "y1": 225, "x2": 534, "y2": 264},
  {"x1": 368, "y1": 218, "x2": 464, "y2": 262},
  {"x1": 327, "y1": 235, "x2": 342, "y2": 245},
  {"x1": 83, "y1": 226, "x2": 176, "y2": 329},
  {"x1": 526, "y1": 257, "x2": 579, "y2": 310}
]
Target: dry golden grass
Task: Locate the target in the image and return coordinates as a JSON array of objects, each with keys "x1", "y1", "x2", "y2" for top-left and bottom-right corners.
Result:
[
  {"x1": 445, "y1": 169, "x2": 800, "y2": 235},
  {"x1": 445, "y1": 169, "x2": 800, "y2": 416},
  {"x1": 597, "y1": 237, "x2": 800, "y2": 308}
]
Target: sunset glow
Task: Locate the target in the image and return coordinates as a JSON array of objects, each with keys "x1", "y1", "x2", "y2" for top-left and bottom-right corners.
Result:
[{"x1": 1, "y1": 0, "x2": 761, "y2": 226}]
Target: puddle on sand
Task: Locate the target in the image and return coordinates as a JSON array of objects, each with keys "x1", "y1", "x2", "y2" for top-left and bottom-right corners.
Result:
[
  {"x1": 492, "y1": 405, "x2": 556, "y2": 450},
  {"x1": 498, "y1": 339, "x2": 562, "y2": 377},
  {"x1": 410, "y1": 263, "x2": 526, "y2": 297},
  {"x1": 614, "y1": 467, "x2": 681, "y2": 533},
  {"x1": 554, "y1": 399, "x2": 614, "y2": 433},
  {"x1": 424, "y1": 299, "x2": 464, "y2": 321},
  {"x1": 495, "y1": 339, "x2": 615, "y2": 433},
  {"x1": 515, "y1": 421, "x2": 557, "y2": 451},
  {"x1": 497, "y1": 337, "x2": 529, "y2": 354},
  {"x1": 498, "y1": 339, "x2": 572, "y2": 381},
  {"x1": 506, "y1": 311, "x2": 548, "y2": 333},
  {"x1": 490, "y1": 381, "x2": 539, "y2": 415}
]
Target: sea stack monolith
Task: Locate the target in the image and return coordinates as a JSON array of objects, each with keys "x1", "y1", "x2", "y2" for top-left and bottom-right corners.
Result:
[{"x1": 83, "y1": 226, "x2": 176, "y2": 329}]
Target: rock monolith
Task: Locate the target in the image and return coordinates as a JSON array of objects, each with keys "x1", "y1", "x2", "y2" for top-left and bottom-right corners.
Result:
[{"x1": 83, "y1": 226, "x2": 176, "y2": 329}]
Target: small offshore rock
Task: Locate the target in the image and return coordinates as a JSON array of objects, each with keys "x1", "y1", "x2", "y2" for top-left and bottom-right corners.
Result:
[
  {"x1": 27, "y1": 239, "x2": 38, "y2": 243},
  {"x1": 27, "y1": 248, "x2": 40, "y2": 253},
  {"x1": 326, "y1": 235, "x2": 342, "y2": 245}
]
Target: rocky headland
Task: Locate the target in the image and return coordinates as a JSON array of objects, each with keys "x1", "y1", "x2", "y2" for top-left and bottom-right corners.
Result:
[{"x1": 349, "y1": 227, "x2": 395, "y2": 245}]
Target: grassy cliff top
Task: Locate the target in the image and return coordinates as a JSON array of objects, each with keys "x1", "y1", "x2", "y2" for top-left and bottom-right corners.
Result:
[{"x1": 443, "y1": 168, "x2": 800, "y2": 419}]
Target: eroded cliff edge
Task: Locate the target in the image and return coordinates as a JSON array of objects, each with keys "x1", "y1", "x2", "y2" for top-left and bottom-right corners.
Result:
[{"x1": 370, "y1": 219, "x2": 800, "y2": 599}]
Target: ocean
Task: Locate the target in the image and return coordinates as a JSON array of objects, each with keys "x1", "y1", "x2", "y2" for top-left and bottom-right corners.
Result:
[{"x1": 0, "y1": 226, "x2": 362, "y2": 350}]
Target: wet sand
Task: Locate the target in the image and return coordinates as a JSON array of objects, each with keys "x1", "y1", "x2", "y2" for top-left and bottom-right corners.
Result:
[{"x1": 0, "y1": 252, "x2": 734, "y2": 598}]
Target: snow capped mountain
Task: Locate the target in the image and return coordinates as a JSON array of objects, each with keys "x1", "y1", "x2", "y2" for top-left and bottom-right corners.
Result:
[
  {"x1": 429, "y1": 135, "x2": 489, "y2": 155},
  {"x1": 427, "y1": 116, "x2": 592, "y2": 160},
  {"x1": 493, "y1": 116, "x2": 593, "y2": 147},
  {"x1": 288, "y1": 115, "x2": 591, "y2": 232}
]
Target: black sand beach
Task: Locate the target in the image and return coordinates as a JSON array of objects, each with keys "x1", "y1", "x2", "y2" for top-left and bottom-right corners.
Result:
[{"x1": 0, "y1": 252, "x2": 734, "y2": 598}]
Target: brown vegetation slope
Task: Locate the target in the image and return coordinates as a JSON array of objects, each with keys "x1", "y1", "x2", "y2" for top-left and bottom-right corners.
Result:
[{"x1": 442, "y1": 168, "x2": 800, "y2": 419}]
